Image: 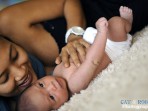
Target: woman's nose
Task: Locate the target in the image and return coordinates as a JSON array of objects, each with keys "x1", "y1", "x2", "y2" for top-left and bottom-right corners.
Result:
[{"x1": 11, "y1": 65, "x2": 27, "y2": 82}]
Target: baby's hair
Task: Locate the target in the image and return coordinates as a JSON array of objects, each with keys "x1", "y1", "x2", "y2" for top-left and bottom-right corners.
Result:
[
  {"x1": 16, "y1": 87, "x2": 52, "y2": 111},
  {"x1": 16, "y1": 92, "x2": 40, "y2": 111},
  {"x1": 16, "y1": 85, "x2": 41, "y2": 111}
]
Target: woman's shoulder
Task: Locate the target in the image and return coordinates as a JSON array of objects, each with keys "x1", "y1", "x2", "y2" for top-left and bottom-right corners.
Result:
[{"x1": 0, "y1": 97, "x2": 11, "y2": 111}]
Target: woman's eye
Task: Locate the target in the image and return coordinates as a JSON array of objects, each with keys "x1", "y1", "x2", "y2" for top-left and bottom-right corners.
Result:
[
  {"x1": 39, "y1": 83, "x2": 44, "y2": 87},
  {"x1": 0, "y1": 73, "x2": 9, "y2": 84},
  {"x1": 50, "y1": 95, "x2": 55, "y2": 101},
  {"x1": 4, "y1": 73, "x2": 9, "y2": 83},
  {"x1": 11, "y1": 46, "x2": 18, "y2": 61},
  {"x1": 13, "y1": 52, "x2": 18, "y2": 61}
]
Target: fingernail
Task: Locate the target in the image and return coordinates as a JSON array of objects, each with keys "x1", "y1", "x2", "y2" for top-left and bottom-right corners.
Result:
[
  {"x1": 77, "y1": 63, "x2": 80, "y2": 67},
  {"x1": 65, "y1": 63, "x2": 69, "y2": 68},
  {"x1": 55, "y1": 60, "x2": 59, "y2": 64}
]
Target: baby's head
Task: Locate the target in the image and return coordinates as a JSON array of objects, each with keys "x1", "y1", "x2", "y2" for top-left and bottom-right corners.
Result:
[{"x1": 17, "y1": 76, "x2": 69, "y2": 111}]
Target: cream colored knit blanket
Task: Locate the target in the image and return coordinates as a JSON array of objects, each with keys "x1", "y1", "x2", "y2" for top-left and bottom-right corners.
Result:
[{"x1": 58, "y1": 26, "x2": 148, "y2": 111}]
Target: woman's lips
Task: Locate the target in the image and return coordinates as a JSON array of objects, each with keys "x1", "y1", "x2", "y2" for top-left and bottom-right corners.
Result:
[{"x1": 18, "y1": 72, "x2": 33, "y2": 88}]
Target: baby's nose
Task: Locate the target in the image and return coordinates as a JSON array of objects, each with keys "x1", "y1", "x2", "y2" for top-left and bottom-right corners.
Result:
[{"x1": 48, "y1": 81, "x2": 57, "y2": 91}]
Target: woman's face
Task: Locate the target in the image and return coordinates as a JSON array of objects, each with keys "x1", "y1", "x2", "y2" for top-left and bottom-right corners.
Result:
[{"x1": 0, "y1": 38, "x2": 37, "y2": 97}]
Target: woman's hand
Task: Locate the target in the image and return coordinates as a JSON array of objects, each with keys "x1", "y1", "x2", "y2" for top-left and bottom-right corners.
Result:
[{"x1": 55, "y1": 37, "x2": 90, "y2": 67}]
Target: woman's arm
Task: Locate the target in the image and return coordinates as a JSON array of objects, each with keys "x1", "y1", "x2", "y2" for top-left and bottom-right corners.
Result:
[
  {"x1": 0, "y1": 0, "x2": 66, "y2": 66},
  {"x1": 56, "y1": 0, "x2": 90, "y2": 67},
  {"x1": 64, "y1": 0, "x2": 86, "y2": 30},
  {"x1": 0, "y1": 0, "x2": 86, "y2": 66}
]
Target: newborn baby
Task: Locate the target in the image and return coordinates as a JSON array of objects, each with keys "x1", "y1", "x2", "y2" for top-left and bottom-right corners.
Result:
[{"x1": 17, "y1": 6, "x2": 133, "y2": 111}]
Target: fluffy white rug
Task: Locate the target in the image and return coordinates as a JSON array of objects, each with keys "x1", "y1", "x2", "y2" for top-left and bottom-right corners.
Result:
[{"x1": 58, "y1": 26, "x2": 148, "y2": 111}]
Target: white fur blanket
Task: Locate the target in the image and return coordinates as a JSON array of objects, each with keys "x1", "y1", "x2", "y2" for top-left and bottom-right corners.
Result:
[{"x1": 58, "y1": 26, "x2": 148, "y2": 111}]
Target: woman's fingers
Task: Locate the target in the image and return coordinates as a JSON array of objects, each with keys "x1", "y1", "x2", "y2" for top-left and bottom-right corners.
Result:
[
  {"x1": 73, "y1": 40, "x2": 86, "y2": 62},
  {"x1": 76, "y1": 39, "x2": 90, "y2": 61},
  {"x1": 61, "y1": 47, "x2": 70, "y2": 67},
  {"x1": 55, "y1": 56, "x2": 61, "y2": 65},
  {"x1": 67, "y1": 42, "x2": 81, "y2": 67},
  {"x1": 56, "y1": 38, "x2": 90, "y2": 67},
  {"x1": 79, "y1": 38, "x2": 90, "y2": 49}
]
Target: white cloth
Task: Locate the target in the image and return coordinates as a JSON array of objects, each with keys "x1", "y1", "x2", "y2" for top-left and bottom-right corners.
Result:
[{"x1": 83, "y1": 27, "x2": 132, "y2": 61}]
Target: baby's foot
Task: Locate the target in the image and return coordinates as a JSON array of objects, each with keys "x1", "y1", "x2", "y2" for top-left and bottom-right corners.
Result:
[
  {"x1": 95, "y1": 17, "x2": 108, "y2": 35},
  {"x1": 119, "y1": 6, "x2": 133, "y2": 24}
]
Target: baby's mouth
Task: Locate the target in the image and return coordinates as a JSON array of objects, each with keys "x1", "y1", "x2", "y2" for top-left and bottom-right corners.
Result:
[{"x1": 56, "y1": 78, "x2": 63, "y2": 88}]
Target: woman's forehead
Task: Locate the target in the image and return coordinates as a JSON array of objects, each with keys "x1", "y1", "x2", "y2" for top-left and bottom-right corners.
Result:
[
  {"x1": 0, "y1": 38, "x2": 11, "y2": 55},
  {"x1": 0, "y1": 38, "x2": 11, "y2": 72}
]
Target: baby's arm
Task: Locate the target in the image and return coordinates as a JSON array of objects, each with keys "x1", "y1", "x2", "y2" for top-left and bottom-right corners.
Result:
[{"x1": 68, "y1": 18, "x2": 108, "y2": 93}]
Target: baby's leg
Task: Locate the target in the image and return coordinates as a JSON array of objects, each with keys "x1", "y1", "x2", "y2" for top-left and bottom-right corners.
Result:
[{"x1": 107, "y1": 6, "x2": 133, "y2": 42}]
